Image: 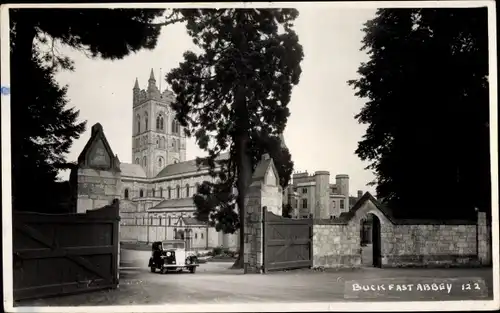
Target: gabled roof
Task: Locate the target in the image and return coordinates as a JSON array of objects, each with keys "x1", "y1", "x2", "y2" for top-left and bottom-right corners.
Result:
[
  {"x1": 251, "y1": 154, "x2": 279, "y2": 185},
  {"x1": 341, "y1": 191, "x2": 396, "y2": 223},
  {"x1": 120, "y1": 163, "x2": 147, "y2": 178},
  {"x1": 156, "y1": 152, "x2": 230, "y2": 178},
  {"x1": 77, "y1": 123, "x2": 120, "y2": 172},
  {"x1": 152, "y1": 198, "x2": 195, "y2": 210},
  {"x1": 180, "y1": 216, "x2": 207, "y2": 226}
]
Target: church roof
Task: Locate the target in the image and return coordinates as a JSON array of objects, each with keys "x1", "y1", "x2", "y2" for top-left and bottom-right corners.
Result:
[
  {"x1": 153, "y1": 198, "x2": 195, "y2": 210},
  {"x1": 156, "y1": 152, "x2": 230, "y2": 178},
  {"x1": 181, "y1": 216, "x2": 207, "y2": 226},
  {"x1": 120, "y1": 163, "x2": 147, "y2": 178}
]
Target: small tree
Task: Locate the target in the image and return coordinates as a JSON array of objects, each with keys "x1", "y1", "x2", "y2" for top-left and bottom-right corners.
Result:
[{"x1": 167, "y1": 9, "x2": 303, "y2": 267}]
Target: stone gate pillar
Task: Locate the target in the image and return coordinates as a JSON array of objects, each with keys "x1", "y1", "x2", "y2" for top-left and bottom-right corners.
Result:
[
  {"x1": 477, "y1": 212, "x2": 491, "y2": 265},
  {"x1": 243, "y1": 153, "x2": 283, "y2": 274},
  {"x1": 72, "y1": 123, "x2": 122, "y2": 213}
]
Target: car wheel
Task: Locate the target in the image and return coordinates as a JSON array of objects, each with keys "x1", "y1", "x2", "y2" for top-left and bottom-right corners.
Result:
[{"x1": 189, "y1": 266, "x2": 196, "y2": 274}]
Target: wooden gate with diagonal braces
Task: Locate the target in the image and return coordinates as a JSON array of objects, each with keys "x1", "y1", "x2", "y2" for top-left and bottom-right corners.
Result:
[
  {"x1": 262, "y1": 208, "x2": 313, "y2": 272},
  {"x1": 12, "y1": 201, "x2": 120, "y2": 301}
]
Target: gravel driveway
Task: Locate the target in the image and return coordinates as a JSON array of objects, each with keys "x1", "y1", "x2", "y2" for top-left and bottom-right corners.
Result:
[{"x1": 17, "y1": 249, "x2": 494, "y2": 306}]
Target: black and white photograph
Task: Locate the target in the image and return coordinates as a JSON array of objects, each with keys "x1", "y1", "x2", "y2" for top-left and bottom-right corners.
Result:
[{"x1": 1, "y1": 1, "x2": 498, "y2": 312}]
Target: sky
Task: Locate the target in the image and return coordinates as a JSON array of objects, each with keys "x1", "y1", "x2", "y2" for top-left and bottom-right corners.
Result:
[{"x1": 55, "y1": 7, "x2": 378, "y2": 196}]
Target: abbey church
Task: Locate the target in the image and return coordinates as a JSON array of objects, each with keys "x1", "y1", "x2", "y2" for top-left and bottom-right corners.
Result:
[{"x1": 74, "y1": 69, "x2": 361, "y2": 250}]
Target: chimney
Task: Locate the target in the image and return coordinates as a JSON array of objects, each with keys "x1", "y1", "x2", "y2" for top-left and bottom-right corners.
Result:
[{"x1": 357, "y1": 190, "x2": 363, "y2": 199}]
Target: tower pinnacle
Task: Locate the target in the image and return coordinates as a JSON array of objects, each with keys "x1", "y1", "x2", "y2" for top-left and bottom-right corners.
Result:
[
  {"x1": 133, "y1": 78, "x2": 139, "y2": 89},
  {"x1": 149, "y1": 68, "x2": 156, "y2": 81}
]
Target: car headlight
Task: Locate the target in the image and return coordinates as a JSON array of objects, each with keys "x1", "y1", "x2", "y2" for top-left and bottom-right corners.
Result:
[{"x1": 166, "y1": 252, "x2": 171, "y2": 257}]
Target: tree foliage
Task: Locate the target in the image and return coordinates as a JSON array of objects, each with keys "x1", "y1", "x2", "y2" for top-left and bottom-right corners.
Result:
[
  {"x1": 348, "y1": 8, "x2": 490, "y2": 219},
  {"x1": 9, "y1": 8, "x2": 176, "y2": 211},
  {"x1": 166, "y1": 9, "x2": 303, "y2": 265},
  {"x1": 192, "y1": 132, "x2": 294, "y2": 233}
]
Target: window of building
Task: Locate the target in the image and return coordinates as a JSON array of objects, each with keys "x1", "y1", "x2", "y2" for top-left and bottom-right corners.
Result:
[
  {"x1": 142, "y1": 156, "x2": 147, "y2": 168},
  {"x1": 176, "y1": 185, "x2": 181, "y2": 198},
  {"x1": 201, "y1": 233, "x2": 204, "y2": 239},
  {"x1": 124, "y1": 189, "x2": 129, "y2": 199},
  {"x1": 302, "y1": 198, "x2": 307, "y2": 209},
  {"x1": 168, "y1": 187, "x2": 171, "y2": 199},
  {"x1": 332, "y1": 201, "x2": 336, "y2": 208},
  {"x1": 195, "y1": 183, "x2": 200, "y2": 193},
  {"x1": 302, "y1": 188, "x2": 307, "y2": 194},
  {"x1": 340, "y1": 200, "x2": 345, "y2": 210},
  {"x1": 137, "y1": 115, "x2": 141, "y2": 134},
  {"x1": 159, "y1": 218, "x2": 162, "y2": 226},
  {"x1": 158, "y1": 157, "x2": 163, "y2": 168},
  {"x1": 150, "y1": 216, "x2": 153, "y2": 225},
  {"x1": 152, "y1": 188, "x2": 155, "y2": 197},
  {"x1": 177, "y1": 139, "x2": 180, "y2": 151},
  {"x1": 145, "y1": 112, "x2": 149, "y2": 131},
  {"x1": 195, "y1": 233, "x2": 198, "y2": 239},
  {"x1": 159, "y1": 187, "x2": 163, "y2": 198},
  {"x1": 185, "y1": 184, "x2": 190, "y2": 197},
  {"x1": 139, "y1": 189, "x2": 144, "y2": 198}
]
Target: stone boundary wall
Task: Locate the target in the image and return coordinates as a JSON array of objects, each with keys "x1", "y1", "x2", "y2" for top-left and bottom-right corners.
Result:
[
  {"x1": 119, "y1": 224, "x2": 238, "y2": 250},
  {"x1": 312, "y1": 209, "x2": 491, "y2": 268}
]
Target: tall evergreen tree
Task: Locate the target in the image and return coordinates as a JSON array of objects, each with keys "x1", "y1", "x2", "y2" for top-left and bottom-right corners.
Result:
[
  {"x1": 9, "y1": 9, "x2": 182, "y2": 212},
  {"x1": 166, "y1": 9, "x2": 303, "y2": 267},
  {"x1": 348, "y1": 8, "x2": 490, "y2": 219}
]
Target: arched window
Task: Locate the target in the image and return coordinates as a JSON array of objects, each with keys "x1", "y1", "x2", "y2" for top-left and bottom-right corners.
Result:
[
  {"x1": 185, "y1": 184, "x2": 190, "y2": 197},
  {"x1": 140, "y1": 189, "x2": 144, "y2": 197},
  {"x1": 171, "y1": 120, "x2": 176, "y2": 133},
  {"x1": 152, "y1": 188, "x2": 155, "y2": 197},
  {"x1": 176, "y1": 122, "x2": 180, "y2": 134},
  {"x1": 168, "y1": 187, "x2": 171, "y2": 199},
  {"x1": 136, "y1": 115, "x2": 141, "y2": 134},
  {"x1": 150, "y1": 216, "x2": 153, "y2": 225},
  {"x1": 160, "y1": 116, "x2": 164, "y2": 130},
  {"x1": 145, "y1": 112, "x2": 149, "y2": 130},
  {"x1": 195, "y1": 233, "x2": 198, "y2": 239},
  {"x1": 158, "y1": 157, "x2": 163, "y2": 168},
  {"x1": 160, "y1": 187, "x2": 163, "y2": 198},
  {"x1": 142, "y1": 156, "x2": 147, "y2": 168},
  {"x1": 135, "y1": 158, "x2": 140, "y2": 164},
  {"x1": 176, "y1": 185, "x2": 181, "y2": 198},
  {"x1": 201, "y1": 233, "x2": 204, "y2": 239},
  {"x1": 124, "y1": 188, "x2": 129, "y2": 199},
  {"x1": 156, "y1": 115, "x2": 161, "y2": 130}
]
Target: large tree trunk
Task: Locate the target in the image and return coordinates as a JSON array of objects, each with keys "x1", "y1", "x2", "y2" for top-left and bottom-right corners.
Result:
[
  {"x1": 231, "y1": 83, "x2": 252, "y2": 269},
  {"x1": 10, "y1": 12, "x2": 37, "y2": 211}
]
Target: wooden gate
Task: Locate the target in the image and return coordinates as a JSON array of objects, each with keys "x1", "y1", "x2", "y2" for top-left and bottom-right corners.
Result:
[
  {"x1": 263, "y1": 208, "x2": 313, "y2": 272},
  {"x1": 12, "y1": 200, "x2": 120, "y2": 301}
]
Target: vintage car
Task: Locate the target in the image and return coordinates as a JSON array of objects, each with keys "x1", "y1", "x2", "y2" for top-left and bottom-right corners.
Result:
[{"x1": 148, "y1": 240, "x2": 199, "y2": 274}]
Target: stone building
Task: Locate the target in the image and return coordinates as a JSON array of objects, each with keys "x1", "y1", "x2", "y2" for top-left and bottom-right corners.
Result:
[
  {"x1": 284, "y1": 171, "x2": 363, "y2": 219},
  {"x1": 74, "y1": 69, "x2": 362, "y2": 249}
]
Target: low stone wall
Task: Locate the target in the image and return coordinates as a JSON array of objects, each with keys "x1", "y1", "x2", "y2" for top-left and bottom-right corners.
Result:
[
  {"x1": 311, "y1": 196, "x2": 490, "y2": 268},
  {"x1": 313, "y1": 222, "x2": 360, "y2": 268},
  {"x1": 119, "y1": 224, "x2": 238, "y2": 250},
  {"x1": 383, "y1": 224, "x2": 478, "y2": 267}
]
